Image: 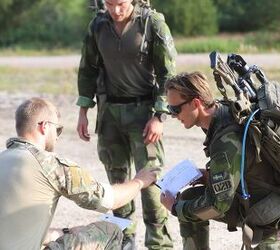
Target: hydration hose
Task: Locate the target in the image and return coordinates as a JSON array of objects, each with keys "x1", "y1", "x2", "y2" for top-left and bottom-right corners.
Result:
[{"x1": 240, "y1": 108, "x2": 260, "y2": 199}]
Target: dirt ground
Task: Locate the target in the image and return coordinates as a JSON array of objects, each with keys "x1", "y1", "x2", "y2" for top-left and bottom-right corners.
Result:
[{"x1": 3, "y1": 53, "x2": 278, "y2": 249}]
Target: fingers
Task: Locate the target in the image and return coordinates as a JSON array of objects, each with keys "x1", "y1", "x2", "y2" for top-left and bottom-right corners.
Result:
[
  {"x1": 144, "y1": 131, "x2": 161, "y2": 144},
  {"x1": 77, "y1": 125, "x2": 90, "y2": 141}
]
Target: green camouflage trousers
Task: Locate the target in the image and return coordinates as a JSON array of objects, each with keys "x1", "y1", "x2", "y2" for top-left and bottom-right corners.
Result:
[
  {"x1": 44, "y1": 221, "x2": 123, "y2": 250},
  {"x1": 178, "y1": 187, "x2": 280, "y2": 250},
  {"x1": 97, "y1": 101, "x2": 173, "y2": 250}
]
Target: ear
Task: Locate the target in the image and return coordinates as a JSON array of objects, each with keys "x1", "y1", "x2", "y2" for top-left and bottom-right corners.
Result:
[
  {"x1": 192, "y1": 98, "x2": 202, "y2": 108},
  {"x1": 38, "y1": 121, "x2": 48, "y2": 135}
]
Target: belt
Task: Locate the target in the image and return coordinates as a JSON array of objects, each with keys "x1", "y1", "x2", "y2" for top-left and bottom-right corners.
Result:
[{"x1": 107, "y1": 94, "x2": 153, "y2": 104}]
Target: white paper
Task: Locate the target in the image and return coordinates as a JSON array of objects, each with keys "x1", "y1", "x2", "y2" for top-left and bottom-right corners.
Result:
[
  {"x1": 156, "y1": 159, "x2": 202, "y2": 197},
  {"x1": 99, "y1": 214, "x2": 132, "y2": 231}
]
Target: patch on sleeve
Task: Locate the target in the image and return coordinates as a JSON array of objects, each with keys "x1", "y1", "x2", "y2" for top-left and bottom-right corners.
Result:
[{"x1": 212, "y1": 171, "x2": 232, "y2": 195}]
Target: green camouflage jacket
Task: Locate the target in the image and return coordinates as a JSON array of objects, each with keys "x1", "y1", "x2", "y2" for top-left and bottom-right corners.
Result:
[
  {"x1": 77, "y1": 4, "x2": 177, "y2": 113},
  {"x1": 174, "y1": 103, "x2": 275, "y2": 223}
]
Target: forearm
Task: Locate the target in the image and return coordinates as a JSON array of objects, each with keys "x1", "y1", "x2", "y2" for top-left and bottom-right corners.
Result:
[{"x1": 112, "y1": 179, "x2": 143, "y2": 209}]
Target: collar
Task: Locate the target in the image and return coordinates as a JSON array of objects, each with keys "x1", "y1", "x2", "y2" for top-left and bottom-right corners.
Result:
[{"x1": 6, "y1": 137, "x2": 37, "y2": 149}]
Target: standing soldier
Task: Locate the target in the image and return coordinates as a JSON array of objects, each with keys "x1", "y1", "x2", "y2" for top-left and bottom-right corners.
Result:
[{"x1": 76, "y1": 0, "x2": 176, "y2": 249}]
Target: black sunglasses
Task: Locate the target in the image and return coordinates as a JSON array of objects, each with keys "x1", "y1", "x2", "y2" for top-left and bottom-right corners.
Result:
[
  {"x1": 167, "y1": 100, "x2": 190, "y2": 116},
  {"x1": 38, "y1": 121, "x2": 64, "y2": 137}
]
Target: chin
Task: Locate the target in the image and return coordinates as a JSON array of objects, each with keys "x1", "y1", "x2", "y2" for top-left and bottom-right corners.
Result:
[
  {"x1": 112, "y1": 16, "x2": 124, "y2": 22},
  {"x1": 184, "y1": 124, "x2": 193, "y2": 129}
]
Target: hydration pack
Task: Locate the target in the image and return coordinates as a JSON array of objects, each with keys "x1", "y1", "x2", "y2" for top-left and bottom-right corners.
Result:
[{"x1": 209, "y1": 52, "x2": 280, "y2": 187}]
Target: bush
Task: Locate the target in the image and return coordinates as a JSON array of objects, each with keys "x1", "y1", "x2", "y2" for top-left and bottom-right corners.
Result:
[
  {"x1": 0, "y1": 0, "x2": 92, "y2": 48},
  {"x1": 152, "y1": 0, "x2": 218, "y2": 36}
]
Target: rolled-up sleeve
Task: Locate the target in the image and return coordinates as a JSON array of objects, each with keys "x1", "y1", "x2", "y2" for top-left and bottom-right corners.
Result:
[{"x1": 44, "y1": 156, "x2": 115, "y2": 213}]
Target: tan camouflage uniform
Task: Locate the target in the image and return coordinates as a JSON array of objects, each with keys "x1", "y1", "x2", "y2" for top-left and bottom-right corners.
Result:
[
  {"x1": 0, "y1": 138, "x2": 122, "y2": 250},
  {"x1": 77, "y1": 3, "x2": 176, "y2": 249}
]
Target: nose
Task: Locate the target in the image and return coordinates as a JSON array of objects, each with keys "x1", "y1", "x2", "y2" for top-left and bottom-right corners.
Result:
[{"x1": 113, "y1": 5, "x2": 121, "y2": 15}]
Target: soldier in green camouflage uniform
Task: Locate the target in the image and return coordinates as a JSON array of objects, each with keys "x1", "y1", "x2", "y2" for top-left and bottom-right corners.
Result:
[
  {"x1": 0, "y1": 98, "x2": 159, "y2": 250},
  {"x1": 76, "y1": 0, "x2": 176, "y2": 248},
  {"x1": 161, "y1": 72, "x2": 280, "y2": 250}
]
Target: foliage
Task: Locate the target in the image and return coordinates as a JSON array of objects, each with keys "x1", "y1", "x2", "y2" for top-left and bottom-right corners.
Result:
[
  {"x1": 213, "y1": 0, "x2": 280, "y2": 32},
  {"x1": 0, "y1": 0, "x2": 92, "y2": 48},
  {"x1": 152, "y1": 0, "x2": 218, "y2": 36},
  {"x1": 0, "y1": 0, "x2": 280, "y2": 48}
]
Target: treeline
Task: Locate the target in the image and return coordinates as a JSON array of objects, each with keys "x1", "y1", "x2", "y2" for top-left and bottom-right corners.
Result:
[{"x1": 0, "y1": 0, "x2": 279, "y2": 48}]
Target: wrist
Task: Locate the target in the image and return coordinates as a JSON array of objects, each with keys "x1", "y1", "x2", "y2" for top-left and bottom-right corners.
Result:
[
  {"x1": 154, "y1": 112, "x2": 167, "y2": 123},
  {"x1": 79, "y1": 107, "x2": 88, "y2": 115},
  {"x1": 133, "y1": 178, "x2": 144, "y2": 190}
]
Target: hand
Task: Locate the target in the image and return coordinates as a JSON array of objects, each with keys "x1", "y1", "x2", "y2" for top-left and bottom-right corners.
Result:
[
  {"x1": 160, "y1": 191, "x2": 176, "y2": 211},
  {"x1": 143, "y1": 117, "x2": 163, "y2": 144},
  {"x1": 77, "y1": 108, "x2": 91, "y2": 141},
  {"x1": 191, "y1": 168, "x2": 209, "y2": 186},
  {"x1": 134, "y1": 167, "x2": 161, "y2": 189},
  {"x1": 43, "y1": 228, "x2": 64, "y2": 245}
]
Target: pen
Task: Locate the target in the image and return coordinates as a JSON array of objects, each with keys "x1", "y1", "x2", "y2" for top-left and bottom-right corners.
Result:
[{"x1": 154, "y1": 182, "x2": 161, "y2": 189}]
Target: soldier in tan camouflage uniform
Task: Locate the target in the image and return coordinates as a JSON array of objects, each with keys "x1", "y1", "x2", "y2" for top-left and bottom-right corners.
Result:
[
  {"x1": 0, "y1": 97, "x2": 160, "y2": 250},
  {"x1": 161, "y1": 72, "x2": 280, "y2": 250},
  {"x1": 76, "y1": 0, "x2": 176, "y2": 249}
]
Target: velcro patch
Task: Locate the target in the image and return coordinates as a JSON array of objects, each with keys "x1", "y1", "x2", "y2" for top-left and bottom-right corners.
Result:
[
  {"x1": 212, "y1": 180, "x2": 232, "y2": 194},
  {"x1": 212, "y1": 171, "x2": 232, "y2": 195}
]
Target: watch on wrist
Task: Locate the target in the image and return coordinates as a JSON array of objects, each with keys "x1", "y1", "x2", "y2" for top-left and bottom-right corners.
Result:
[
  {"x1": 154, "y1": 112, "x2": 167, "y2": 123},
  {"x1": 62, "y1": 228, "x2": 70, "y2": 234},
  {"x1": 171, "y1": 202, "x2": 178, "y2": 216}
]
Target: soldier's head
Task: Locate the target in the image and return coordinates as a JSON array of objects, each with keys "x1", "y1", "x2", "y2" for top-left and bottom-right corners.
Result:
[
  {"x1": 105, "y1": 0, "x2": 133, "y2": 23},
  {"x1": 165, "y1": 72, "x2": 215, "y2": 129},
  {"x1": 15, "y1": 98, "x2": 63, "y2": 152}
]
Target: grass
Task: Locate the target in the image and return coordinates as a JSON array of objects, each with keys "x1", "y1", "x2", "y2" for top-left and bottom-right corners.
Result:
[
  {"x1": 0, "y1": 62, "x2": 279, "y2": 100},
  {"x1": 0, "y1": 67, "x2": 78, "y2": 95},
  {"x1": 175, "y1": 32, "x2": 280, "y2": 54},
  {"x1": 1, "y1": 31, "x2": 280, "y2": 56}
]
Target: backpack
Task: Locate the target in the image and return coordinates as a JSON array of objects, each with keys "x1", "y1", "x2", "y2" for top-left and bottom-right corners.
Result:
[{"x1": 209, "y1": 51, "x2": 280, "y2": 197}]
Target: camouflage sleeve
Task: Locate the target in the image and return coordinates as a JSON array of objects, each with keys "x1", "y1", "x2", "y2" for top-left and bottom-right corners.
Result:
[
  {"x1": 175, "y1": 131, "x2": 242, "y2": 222},
  {"x1": 41, "y1": 154, "x2": 114, "y2": 213},
  {"x1": 151, "y1": 12, "x2": 177, "y2": 112},
  {"x1": 77, "y1": 19, "x2": 100, "y2": 108}
]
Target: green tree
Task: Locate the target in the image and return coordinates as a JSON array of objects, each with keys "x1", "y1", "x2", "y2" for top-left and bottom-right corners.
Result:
[
  {"x1": 213, "y1": 0, "x2": 280, "y2": 31},
  {"x1": 0, "y1": 0, "x2": 92, "y2": 47},
  {"x1": 152, "y1": 0, "x2": 218, "y2": 36}
]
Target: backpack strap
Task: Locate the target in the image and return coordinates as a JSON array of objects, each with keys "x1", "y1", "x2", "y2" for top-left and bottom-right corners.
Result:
[{"x1": 138, "y1": 5, "x2": 153, "y2": 63}]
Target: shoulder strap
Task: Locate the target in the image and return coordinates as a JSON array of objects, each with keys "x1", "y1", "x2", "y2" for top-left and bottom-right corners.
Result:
[{"x1": 139, "y1": 6, "x2": 153, "y2": 63}]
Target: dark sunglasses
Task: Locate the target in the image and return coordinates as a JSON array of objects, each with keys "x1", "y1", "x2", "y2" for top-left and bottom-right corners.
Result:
[
  {"x1": 167, "y1": 100, "x2": 190, "y2": 116},
  {"x1": 38, "y1": 121, "x2": 64, "y2": 136}
]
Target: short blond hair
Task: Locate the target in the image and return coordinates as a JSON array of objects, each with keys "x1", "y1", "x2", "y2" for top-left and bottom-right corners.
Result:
[
  {"x1": 165, "y1": 72, "x2": 215, "y2": 108},
  {"x1": 15, "y1": 98, "x2": 59, "y2": 136}
]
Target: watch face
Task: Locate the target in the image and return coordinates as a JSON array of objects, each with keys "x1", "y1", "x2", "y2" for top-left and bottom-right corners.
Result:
[{"x1": 160, "y1": 113, "x2": 167, "y2": 122}]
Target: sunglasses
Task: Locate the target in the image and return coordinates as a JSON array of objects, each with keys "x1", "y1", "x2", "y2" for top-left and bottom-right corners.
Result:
[
  {"x1": 167, "y1": 100, "x2": 191, "y2": 116},
  {"x1": 38, "y1": 121, "x2": 64, "y2": 136}
]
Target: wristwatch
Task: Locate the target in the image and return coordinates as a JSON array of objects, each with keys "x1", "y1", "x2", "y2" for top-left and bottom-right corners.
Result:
[
  {"x1": 171, "y1": 201, "x2": 178, "y2": 216},
  {"x1": 62, "y1": 228, "x2": 70, "y2": 234},
  {"x1": 154, "y1": 112, "x2": 167, "y2": 123}
]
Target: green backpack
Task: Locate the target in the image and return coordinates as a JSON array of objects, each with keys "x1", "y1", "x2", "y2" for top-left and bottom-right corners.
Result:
[{"x1": 210, "y1": 51, "x2": 280, "y2": 197}]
